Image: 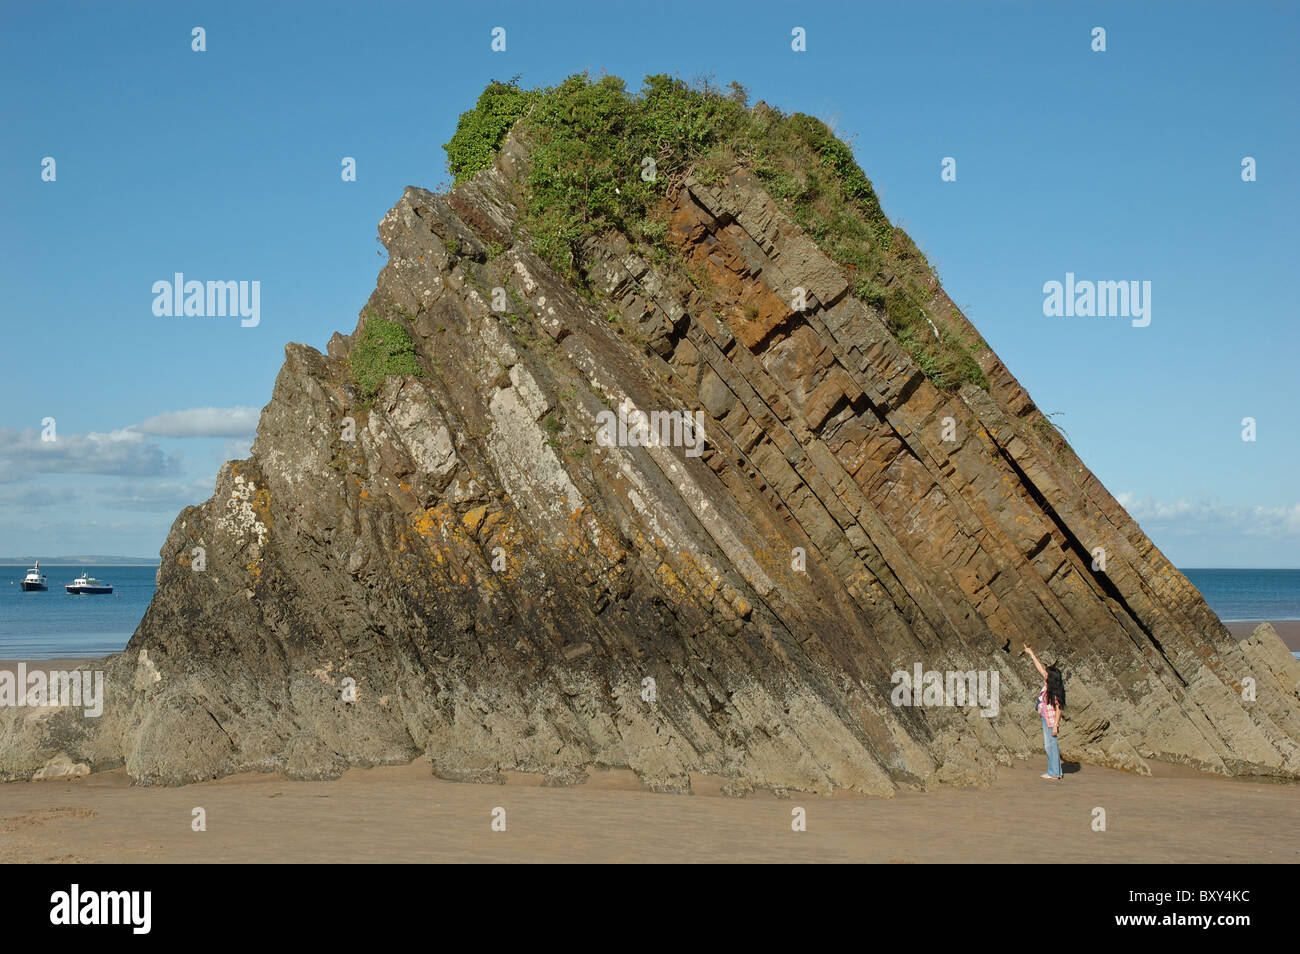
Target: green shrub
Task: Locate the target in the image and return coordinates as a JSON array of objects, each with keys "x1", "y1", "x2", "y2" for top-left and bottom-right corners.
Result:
[
  {"x1": 511, "y1": 74, "x2": 755, "y2": 280},
  {"x1": 349, "y1": 315, "x2": 424, "y2": 405},
  {"x1": 443, "y1": 78, "x2": 540, "y2": 184}
]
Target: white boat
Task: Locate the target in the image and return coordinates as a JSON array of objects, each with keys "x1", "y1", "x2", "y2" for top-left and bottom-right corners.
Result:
[
  {"x1": 65, "y1": 573, "x2": 112, "y2": 595},
  {"x1": 20, "y1": 562, "x2": 48, "y2": 592}
]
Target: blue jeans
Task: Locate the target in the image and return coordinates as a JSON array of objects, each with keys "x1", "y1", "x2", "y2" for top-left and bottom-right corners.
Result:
[{"x1": 1042, "y1": 716, "x2": 1062, "y2": 778}]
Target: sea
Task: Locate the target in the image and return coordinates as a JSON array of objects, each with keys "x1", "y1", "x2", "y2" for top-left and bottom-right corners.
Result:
[
  {"x1": 1, "y1": 565, "x2": 159, "y2": 660},
  {"x1": 1, "y1": 564, "x2": 1298, "y2": 660}
]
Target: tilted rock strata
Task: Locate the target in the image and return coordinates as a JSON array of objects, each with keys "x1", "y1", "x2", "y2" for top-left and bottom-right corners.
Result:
[{"x1": 4, "y1": 133, "x2": 1298, "y2": 792}]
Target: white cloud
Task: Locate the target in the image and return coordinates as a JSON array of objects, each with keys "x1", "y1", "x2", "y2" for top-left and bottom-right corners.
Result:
[
  {"x1": 1117, "y1": 492, "x2": 1300, "y2": 538},
  {"x1": 0, "y1": 427, "x2": 179, "y2": 483},
  {"x1": 220, "y1": 437, "x2": 254, "y2": 460},
  {"x1": 135, "y1": 406, "x2": 259, "y2": 438},
  {"x1": 97, "y1": 477, "x2": 216, "y2": 512}
]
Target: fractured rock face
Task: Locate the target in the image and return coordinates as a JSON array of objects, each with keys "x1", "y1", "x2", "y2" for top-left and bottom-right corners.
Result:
[{"x1": 3, "y1": 134, "x2": 1299, "y2": 794}]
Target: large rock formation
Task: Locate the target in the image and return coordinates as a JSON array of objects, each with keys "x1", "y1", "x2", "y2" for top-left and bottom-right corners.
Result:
[{"x1": 4, "y1": 123, "x2": 1299, "y2": 793}]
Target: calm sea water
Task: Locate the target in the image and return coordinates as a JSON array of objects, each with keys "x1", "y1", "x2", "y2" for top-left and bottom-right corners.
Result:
[
  {"x1": 1180, "y1": 568, "x2": 1300, "y2": 622},
  {"x1": 1, "y1": 565, "x2": 157, "y2": 659},
  {"x1": 1, "y1": 565, "x2": 1297, "y2": 660}
]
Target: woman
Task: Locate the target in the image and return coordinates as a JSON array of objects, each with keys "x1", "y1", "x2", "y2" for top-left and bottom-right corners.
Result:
[{"x1": 1024, "y1": 644, "x2": 1064, "y2": 780}]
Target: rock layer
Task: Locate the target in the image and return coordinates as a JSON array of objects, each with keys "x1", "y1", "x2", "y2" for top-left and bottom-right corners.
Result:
[{"x1": 4, "y1": 132, "x2": 1299, "y2": 793}]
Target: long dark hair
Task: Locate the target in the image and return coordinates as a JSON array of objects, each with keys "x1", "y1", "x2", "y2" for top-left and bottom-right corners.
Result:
[{"x1": 1046, "y1": 665, "x2": 1066, "y2": 709}]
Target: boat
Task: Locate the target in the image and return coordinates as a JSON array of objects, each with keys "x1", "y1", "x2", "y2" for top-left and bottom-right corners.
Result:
[
  {"x1": 65, "y1": 573, "x2": 113, "y2": 595},
  {"x1": 20, "y1": 562, "x2": 48, "y2": 592}
]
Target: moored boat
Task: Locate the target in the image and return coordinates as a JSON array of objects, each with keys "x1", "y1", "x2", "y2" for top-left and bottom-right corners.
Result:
[
  {"x1": 20, "y1": 562, "x2": 48, "y2": 592},
  {"x1": 65, "y1": 573, "x2": 112, "y2": 595}
]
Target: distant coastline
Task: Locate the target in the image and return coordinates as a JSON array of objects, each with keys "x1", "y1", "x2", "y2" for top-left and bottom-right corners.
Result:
[
  {"x1": 1216, "y1": 621, "x2": 1300, "y2": 629},
  {"x1": 1180, "y1": 567, "x2": 1300, "y2": 571},
  {"x1": 0, "y1": 558, "x2": 159, "y2": 566}
]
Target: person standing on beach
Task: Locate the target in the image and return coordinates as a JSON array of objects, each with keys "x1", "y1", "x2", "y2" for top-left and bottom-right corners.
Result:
[{"x1": 1024, "y1": 644, "x2": 1065, "y2": 780}]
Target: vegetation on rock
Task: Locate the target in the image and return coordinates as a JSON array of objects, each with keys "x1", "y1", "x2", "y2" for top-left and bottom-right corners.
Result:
[
  {"x1": 443, "y1": 73, "x2": 988, "y2": 391},
  {"x1": 443, "y1": 78, "x2": 540, "y2": 184},
  {"x1": 348, "y1": 313, "x2": 424, "y2": 406}
]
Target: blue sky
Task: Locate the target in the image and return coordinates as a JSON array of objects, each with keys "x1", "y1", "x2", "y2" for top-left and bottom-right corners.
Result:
[{"x1": 1, "y1": 0, "x2": 1296, "y2": 566}]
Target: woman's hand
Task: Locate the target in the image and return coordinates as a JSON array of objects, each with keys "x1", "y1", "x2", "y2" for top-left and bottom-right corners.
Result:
[{"x1": 1025, "y1": 645, "x2": 1047, "y2": 677}]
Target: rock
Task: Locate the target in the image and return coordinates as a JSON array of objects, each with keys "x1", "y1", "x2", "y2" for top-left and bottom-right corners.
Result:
[
  {"x1": 3, "y1": 105, "x2": 1298, "y2": 796},
  {"x1": 698, "y1": 368, "x2": 736, "y2": 418},
  {"x1": 720, "y1": 778, "x2": 754, "y2": 798},
  {"x1": 33, "y1": 754, "x2": 90, "y2": 781}
]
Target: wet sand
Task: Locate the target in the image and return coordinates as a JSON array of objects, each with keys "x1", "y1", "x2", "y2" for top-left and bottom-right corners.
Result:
[
  {"x1": 0, "y1": 659, "x2": 98, "y2": 674},
  {"x1": 1225, "y1": 619, "x2": 1300, "y2": 651},
  {"x1": 0, "y1": 757, "x2": 1295, "y2": 864}
]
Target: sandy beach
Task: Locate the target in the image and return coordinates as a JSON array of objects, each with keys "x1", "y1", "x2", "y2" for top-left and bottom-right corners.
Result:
[
  {"x1": 1225, "y1": 619, "x2": 1300, "y2": 651},
  {"x1": 0, "y1": 755, "x2": 1295, "y2": 864}
]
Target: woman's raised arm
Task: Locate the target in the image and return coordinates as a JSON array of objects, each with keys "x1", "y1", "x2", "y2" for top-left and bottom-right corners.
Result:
[{"x1": 1023, "y1": 644, "x2": 1048, "y2": 679}]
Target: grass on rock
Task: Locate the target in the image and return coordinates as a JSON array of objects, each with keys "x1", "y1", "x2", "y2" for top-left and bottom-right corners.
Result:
[{"x1": 349, "y1": 314, "x2": 425, "y2": 407}]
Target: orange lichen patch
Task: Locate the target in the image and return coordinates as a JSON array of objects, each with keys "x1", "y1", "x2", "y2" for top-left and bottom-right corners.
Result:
[
  {"x1": 676, "y1": 551, "x2": 727, "y2": 600},
  {"x1": 399, "y1": 481, "x2": 412, "y2": 493},
  {"x1": 577, "y1": 512, "x2": 628, "y2": 567},
  {"x1": 412, "y1": 508, "x2": 437, "y2": 537},
  {"x1": 359, "y1": 489, "x2": 370, "y2": 500},
  {"x1": 246, "y1": 559, "x2": 263, "y2": 584},
  {"x1": 462, "y1": 506, "x2": 489, "y2": 533},
  {"x1": 654, "y1": 561, "x2": 686, "y2": 597},
  {"x1": 250, "y1": 484, "x2": 274, "y2": 530},
  {"x1": 412, "y1": 504, "x2": 453, "y2": 538}
]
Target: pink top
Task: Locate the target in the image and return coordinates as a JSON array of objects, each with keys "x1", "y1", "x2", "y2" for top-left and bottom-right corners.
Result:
[{"x1": 1038, "y1": 685, "x2": 1061, "y2": 730}]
